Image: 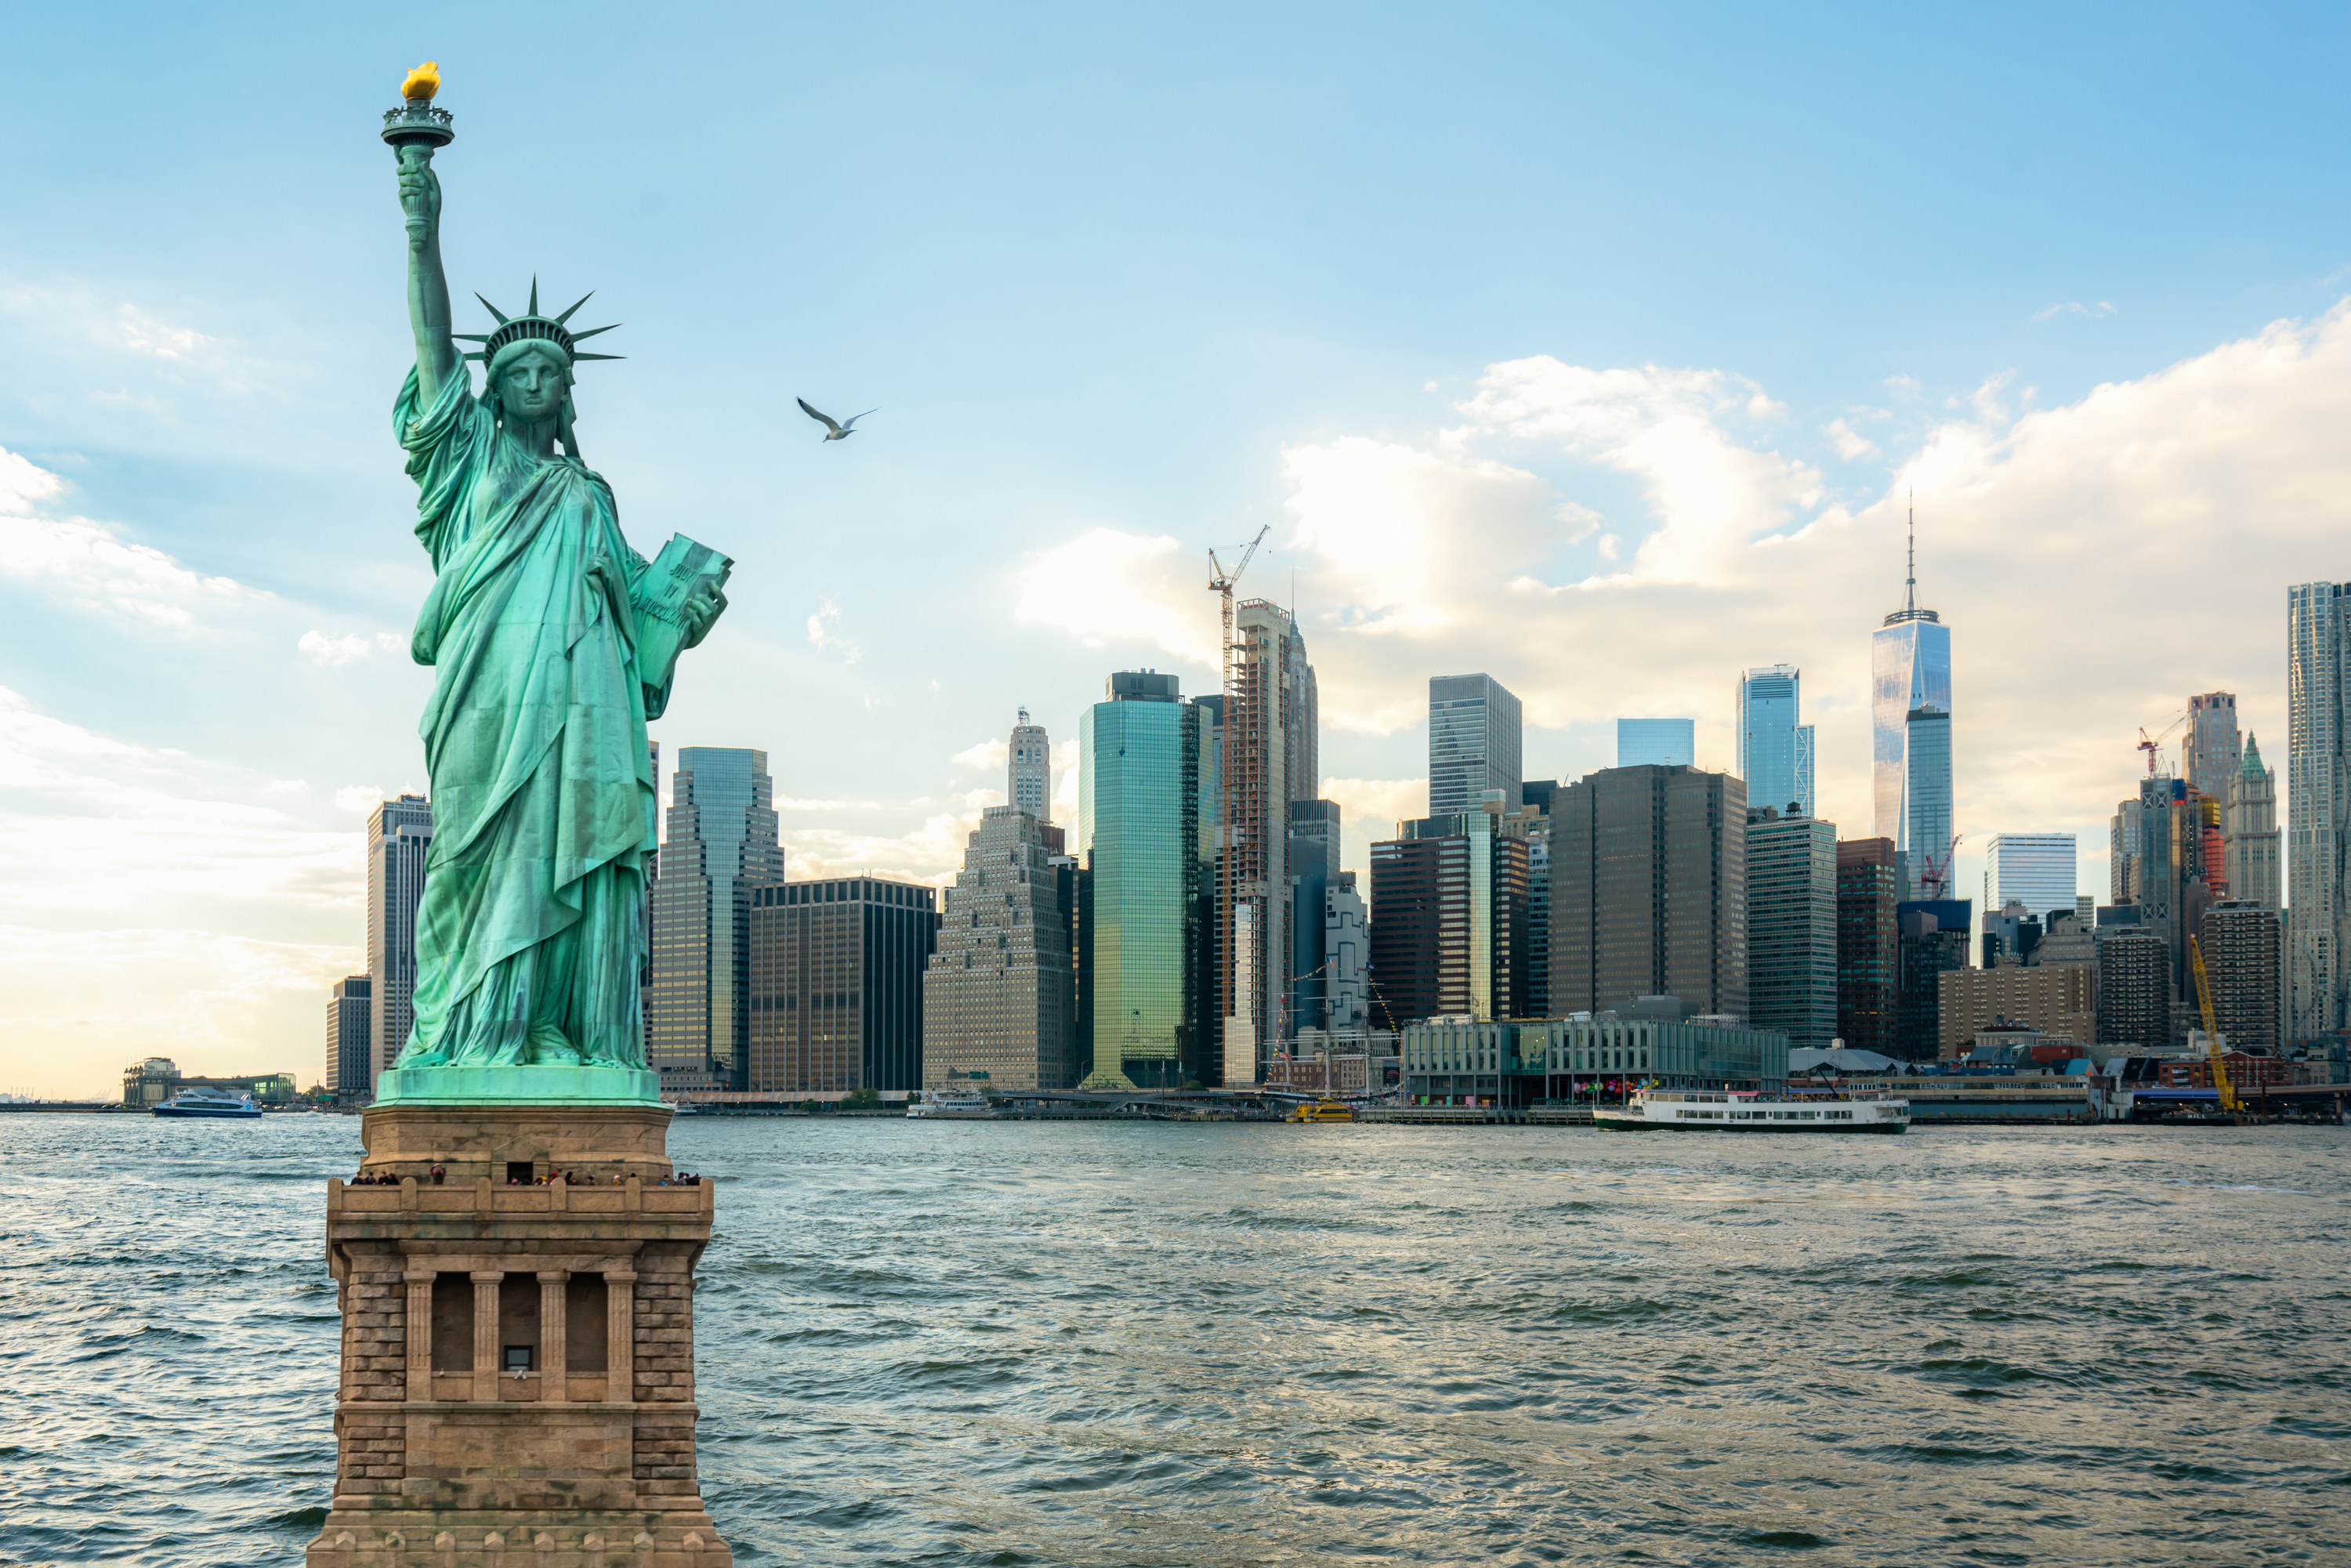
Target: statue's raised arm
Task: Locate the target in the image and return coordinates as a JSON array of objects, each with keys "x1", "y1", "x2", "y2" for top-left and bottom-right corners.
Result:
[{"x1": 397, "y1": 145, "x2": 461, "y2": 405}]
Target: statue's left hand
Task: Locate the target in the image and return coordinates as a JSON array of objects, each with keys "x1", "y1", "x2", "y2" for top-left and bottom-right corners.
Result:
[{"x1": 681, "y1": 581, "x2": 727, "y2": 650}]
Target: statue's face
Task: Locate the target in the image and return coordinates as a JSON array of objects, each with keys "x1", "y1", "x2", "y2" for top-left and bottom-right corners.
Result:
[{"x1": 497, "y1": 347, "x2": 568, "y2": 422}]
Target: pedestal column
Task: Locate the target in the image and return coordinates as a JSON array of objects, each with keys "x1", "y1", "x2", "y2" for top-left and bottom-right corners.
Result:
[
  {"x1": 471, "y1": 1270, "x2": 502, "y2": 1403},
  {"x1": 605, "y1": 1268, "x2": 636, "y2": 1396},
  {"x1": 404, "y1": 1269, "x2": 436, "y2": 1396},
  {"x1": 538, "y1": 1270, "x2": 568, "y2": 1403}
]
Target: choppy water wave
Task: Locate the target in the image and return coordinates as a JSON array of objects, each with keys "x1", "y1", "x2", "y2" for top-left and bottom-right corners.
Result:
[{"x1": 1, "y1": 1116, "x2": 2346, "y2": 1565}]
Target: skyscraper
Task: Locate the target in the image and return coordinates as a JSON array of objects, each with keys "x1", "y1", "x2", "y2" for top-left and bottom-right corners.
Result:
[
  {"x1": 1745, "y1": 806, "x2": 1836, "y2": 1048},
  {"x1": 2288, "y1": 581, "x2": 2350, "y2": 1037},
  {"x1": 647, "y1": 748, "x2": 784, "y2": 1092},
  {"x1": 1324, "y1": 871, "x2": 1368, "y2": 1030},
  {"x1": 327, "y1": 975, "x2": 371, "y2": 1103},
  {"x1": 1288, "y1": 798, "x2": 1341, "y2": 1036},
  {"x1": 2110, "y1": 774, "x2": 2214, "y2": 1022},
  {"x1": 2225, "y1": 733, "x2": 2280, "y2": 909},
  {"x1": 1617, "y1": 718, "x2": 1694, "y2": 768},
  {"x1": 747, "y1": 877, "x2": 938, "y2": 1094},
  {"x1": 1835, "y1": 838, "x2": 1897, "y2": 1055},
  {"x1": 1983, "y1": 834, "x2": 2078, "y2": 923},
  {"x1": 2200, "y1": 898, "x2": 2281, "y2": 1056},
  {"x1": 2097, "y1": 928, "x2": 2171, "y2": 1048},
  {"x1": 1369, "y1": 803, "x2": 1530, "y2": 1025},
  {"x1": 1550, "y1": 765, "x2": 1748, "y2": 1020},
  {"x1": 1078, "y1": 671, "x2": 1211, "y2": 1088},
  {"x1": 1429, "y1": 674, "x2": 1523, "y2": 817},
  {"x1": 1737, "y1": 664, "x2": 1815, "y2": 817},
  {"x1": 1873, "y1": 514, "x2": 1954, "y2": 900},
  {"x1": 2185, "y1": 692, "x2": 2242, "y2": 802},
  {"x1": 364, "y1": 794, "x2": 433, "y2": 1096},
  {"x1": 1894, "y1": 900, "x2": 1970, "y2": 1061},
  {"x1": 1009, "y1": 707, "x2": 1052, "y2": 822},
  {"x1": 1216, "y1": 601, "x2": 1316, "y2": 1085},
  {"x1": 924, "y1": 806, "x2": 1077, "y2": 1091},
  {"x1": 1521, "y1": 796, "x2": 1553, "y2": 1019}
]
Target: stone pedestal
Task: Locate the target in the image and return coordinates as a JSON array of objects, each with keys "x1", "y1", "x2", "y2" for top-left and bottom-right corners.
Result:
[{"x1": 305, "y1": 1105, "x2": 730, "y2": 1568}]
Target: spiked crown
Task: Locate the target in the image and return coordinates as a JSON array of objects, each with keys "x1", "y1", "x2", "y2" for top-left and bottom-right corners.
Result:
[{"x1": 455, "y1": 277, "x2": 621, "y2": 367}]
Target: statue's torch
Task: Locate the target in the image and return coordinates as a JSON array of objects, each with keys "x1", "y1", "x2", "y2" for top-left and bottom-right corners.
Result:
[{"x1": 381, "y1": 60, "x2": 454, "y2": 168}]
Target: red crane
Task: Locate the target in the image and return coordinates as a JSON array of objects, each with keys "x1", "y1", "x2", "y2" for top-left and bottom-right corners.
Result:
[{"x1": 2137, "y1": 712, "x2": 2186, "y2": 776}]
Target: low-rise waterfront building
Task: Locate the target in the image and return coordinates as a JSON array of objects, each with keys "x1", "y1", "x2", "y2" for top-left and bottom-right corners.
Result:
[
  {"x1": 1400, "y1": 1012, "x2": 1789, "y2": 1106},
  {"x1": 1266, "y1": 1027, "x2": 1399, "y2": 1095}
]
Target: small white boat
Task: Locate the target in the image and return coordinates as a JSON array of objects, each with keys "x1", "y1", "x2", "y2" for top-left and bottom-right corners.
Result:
[
  {"x1": 1596, "y1": 1088, "x2": 1908, "y2": 1133},
  {"x1": 908, "y1": 1086, "x2": 996, "y2": 1120},
  {"x1": 151, "y1": 1088, "x2": 264, "y2": 1120}
]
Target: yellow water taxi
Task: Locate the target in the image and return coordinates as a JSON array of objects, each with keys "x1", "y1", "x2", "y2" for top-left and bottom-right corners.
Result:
[{"x1": 1285, "y1": 1100, "x2": 1357, "y2": 1123}]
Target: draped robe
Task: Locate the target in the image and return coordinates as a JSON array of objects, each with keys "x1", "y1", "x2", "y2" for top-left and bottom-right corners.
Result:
[{"x1": 393, "y1": 367, "x2": 671, "y2": 1070}]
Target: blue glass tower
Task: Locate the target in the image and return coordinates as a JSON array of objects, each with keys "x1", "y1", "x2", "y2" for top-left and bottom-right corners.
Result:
[
  {"x1": 1737, "y1": 664, "x2": 1813, "y2": 817},
  {"x1": 1078, "y1": 672, "x2": 1209, "y2": 1089},
  {"x1": 1873, "y1": 514, "x2": 1954, "y2": 900}
]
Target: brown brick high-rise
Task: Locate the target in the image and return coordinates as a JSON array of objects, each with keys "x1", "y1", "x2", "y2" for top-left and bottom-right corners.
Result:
[{"x1": 305, "y1": 1105, "x2": 730, "y2": 1567}]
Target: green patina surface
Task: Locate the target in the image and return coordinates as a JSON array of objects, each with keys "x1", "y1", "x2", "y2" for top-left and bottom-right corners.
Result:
[{"x1": 377, "y1": 108, "x2": 727, "y2": 1107}]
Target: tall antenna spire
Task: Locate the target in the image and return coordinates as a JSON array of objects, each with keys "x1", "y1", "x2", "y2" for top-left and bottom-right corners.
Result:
[{"x1": 1905, "y1": 491, "x2": 1917, "y2": 614}]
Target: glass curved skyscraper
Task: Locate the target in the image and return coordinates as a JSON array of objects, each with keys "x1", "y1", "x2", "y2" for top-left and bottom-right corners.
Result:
[
  {"x1": 1737, "y1": 664, "x2": 1813, "y2": 817},
  {"x1": 1873, "y1": 530, "x2": 1954, "y2": 901},
  {"x1": 1078, "y1": 672, "x2": 1210, "y2": 1089}
]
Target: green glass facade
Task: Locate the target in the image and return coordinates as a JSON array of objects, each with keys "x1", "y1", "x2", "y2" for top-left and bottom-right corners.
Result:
[{"x1": 1078, "y1": 686, "x2": 1208, "y2": 1089}]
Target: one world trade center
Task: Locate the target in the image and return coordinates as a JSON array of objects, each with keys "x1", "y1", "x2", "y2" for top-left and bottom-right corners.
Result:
[{"x1": 1873, "y1": 512, "x2": 1954, "y2": 900}]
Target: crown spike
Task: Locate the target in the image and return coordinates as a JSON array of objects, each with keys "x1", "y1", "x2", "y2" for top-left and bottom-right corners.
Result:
[
  {"x1": 555, "y1": 291, "x2": 596, "y2": 324},
  {"x1": 569, "y1": 323, "x2": 620, "y2": 342},
  {"x1": 475, "y1": 293, "x2": 511, "y2": 326},
  {"x1": 452, "y1": 333, "x2": 491, "y2": 342},
  {"x1": 571, "y1": 353, "x2": 625, "y2": 361},
  {"x1": 528, "y1": 276, "x2": 540, "y2": 315}
]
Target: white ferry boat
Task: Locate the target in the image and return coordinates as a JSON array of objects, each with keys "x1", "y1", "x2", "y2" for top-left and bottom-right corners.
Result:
[
  {"x1": 1596, "y1": 1088, "x2": 1908, "y2": 1134},
  {"x1": 151, "y1": 1088, "x2": 264, "y2": 1120},
  {"x1": 907, "y1": 1086, "x2": 997, "y2": 1120}
]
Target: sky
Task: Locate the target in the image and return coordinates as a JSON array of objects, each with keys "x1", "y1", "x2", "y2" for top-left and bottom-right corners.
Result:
[{"x1": 5, "y1": 3, "x2": 2350, "y2": 1096}]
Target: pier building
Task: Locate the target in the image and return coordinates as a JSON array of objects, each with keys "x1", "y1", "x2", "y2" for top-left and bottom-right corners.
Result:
[{"x1": 1401, "y1": 1012, "x2": 1790, "y2": 1106}]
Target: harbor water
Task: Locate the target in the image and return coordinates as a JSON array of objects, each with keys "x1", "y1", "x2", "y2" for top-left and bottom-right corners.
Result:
[{"x1": 1, "y1": 1114, "x2": 2346, "y2": 1566}]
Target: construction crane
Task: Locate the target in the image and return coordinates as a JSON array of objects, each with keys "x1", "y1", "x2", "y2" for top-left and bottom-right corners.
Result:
[
  {"x1": 1207, "y1": 524, "x2": 1270, "y2": 1072},
  {"x1": 1207, "y1": 524, "x2": 1271, "y2": 701},
  {"x1": 2137, "y1": 711, "x2": 2186, "y2": 776},
  {"x1": 2187, "y1": 934, "x2": 2243, "y2": 1118},
  {"x1": 1917, "y1": 833, "x2": 1963, "y2": 901}
]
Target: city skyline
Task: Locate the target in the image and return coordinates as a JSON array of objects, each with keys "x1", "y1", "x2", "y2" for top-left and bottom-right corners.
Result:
[{"x1": 6, "y1": 9, "x2": 2351, "y2": 1094}]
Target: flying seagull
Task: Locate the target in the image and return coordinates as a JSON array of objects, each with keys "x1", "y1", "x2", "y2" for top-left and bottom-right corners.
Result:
[{"x1": 798, "y1": 398, "x2": 878, "y2": 441}]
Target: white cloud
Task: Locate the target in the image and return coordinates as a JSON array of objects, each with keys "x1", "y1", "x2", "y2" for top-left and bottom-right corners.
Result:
[
  {"x1": 806, "y1": 598, "x2": 862, "y2": 663},
  {"x1": 1452, "y1": 358, "x2": 1824, "y2": 579},
  {"x1": 299, "y1": 629, "x2": 407, "y2": 665},
  {"x1": 2032, "y1": 300, "x2": 2118, "y2": 323},
  {"x1": 0, "y1": 446, "x2": 261, "y2": 630},
  {"x1": 332, "y1": 785, "x2": 386, "y2": 814},
  {"x1": 951, "y1": 737, "x2": 1008, "y2": 773},
  {"x1": 1825, "y1": 418, "x2": 1879, "y2": 461},
  {"x1": 1014, "y1": 527, "x2": 1217, "y2": 668},
  {"x1": 118, "y1": 304, "x2": 213, "y2": 359}
]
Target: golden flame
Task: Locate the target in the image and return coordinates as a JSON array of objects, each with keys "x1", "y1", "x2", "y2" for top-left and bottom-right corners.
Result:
[{"x1": 400, "y1": 61, "x2": 440, "y2": 103}]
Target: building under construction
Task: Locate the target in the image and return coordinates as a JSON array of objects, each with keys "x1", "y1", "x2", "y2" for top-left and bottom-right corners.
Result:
[{"x1": 1214, "y1": 597, "x2": 1317, "y2": 1086}]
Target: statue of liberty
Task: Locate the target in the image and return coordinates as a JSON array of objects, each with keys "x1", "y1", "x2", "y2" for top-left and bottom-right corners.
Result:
[{"x1": 377, "y1": 99, "x2": 728, "y2": 1102}]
